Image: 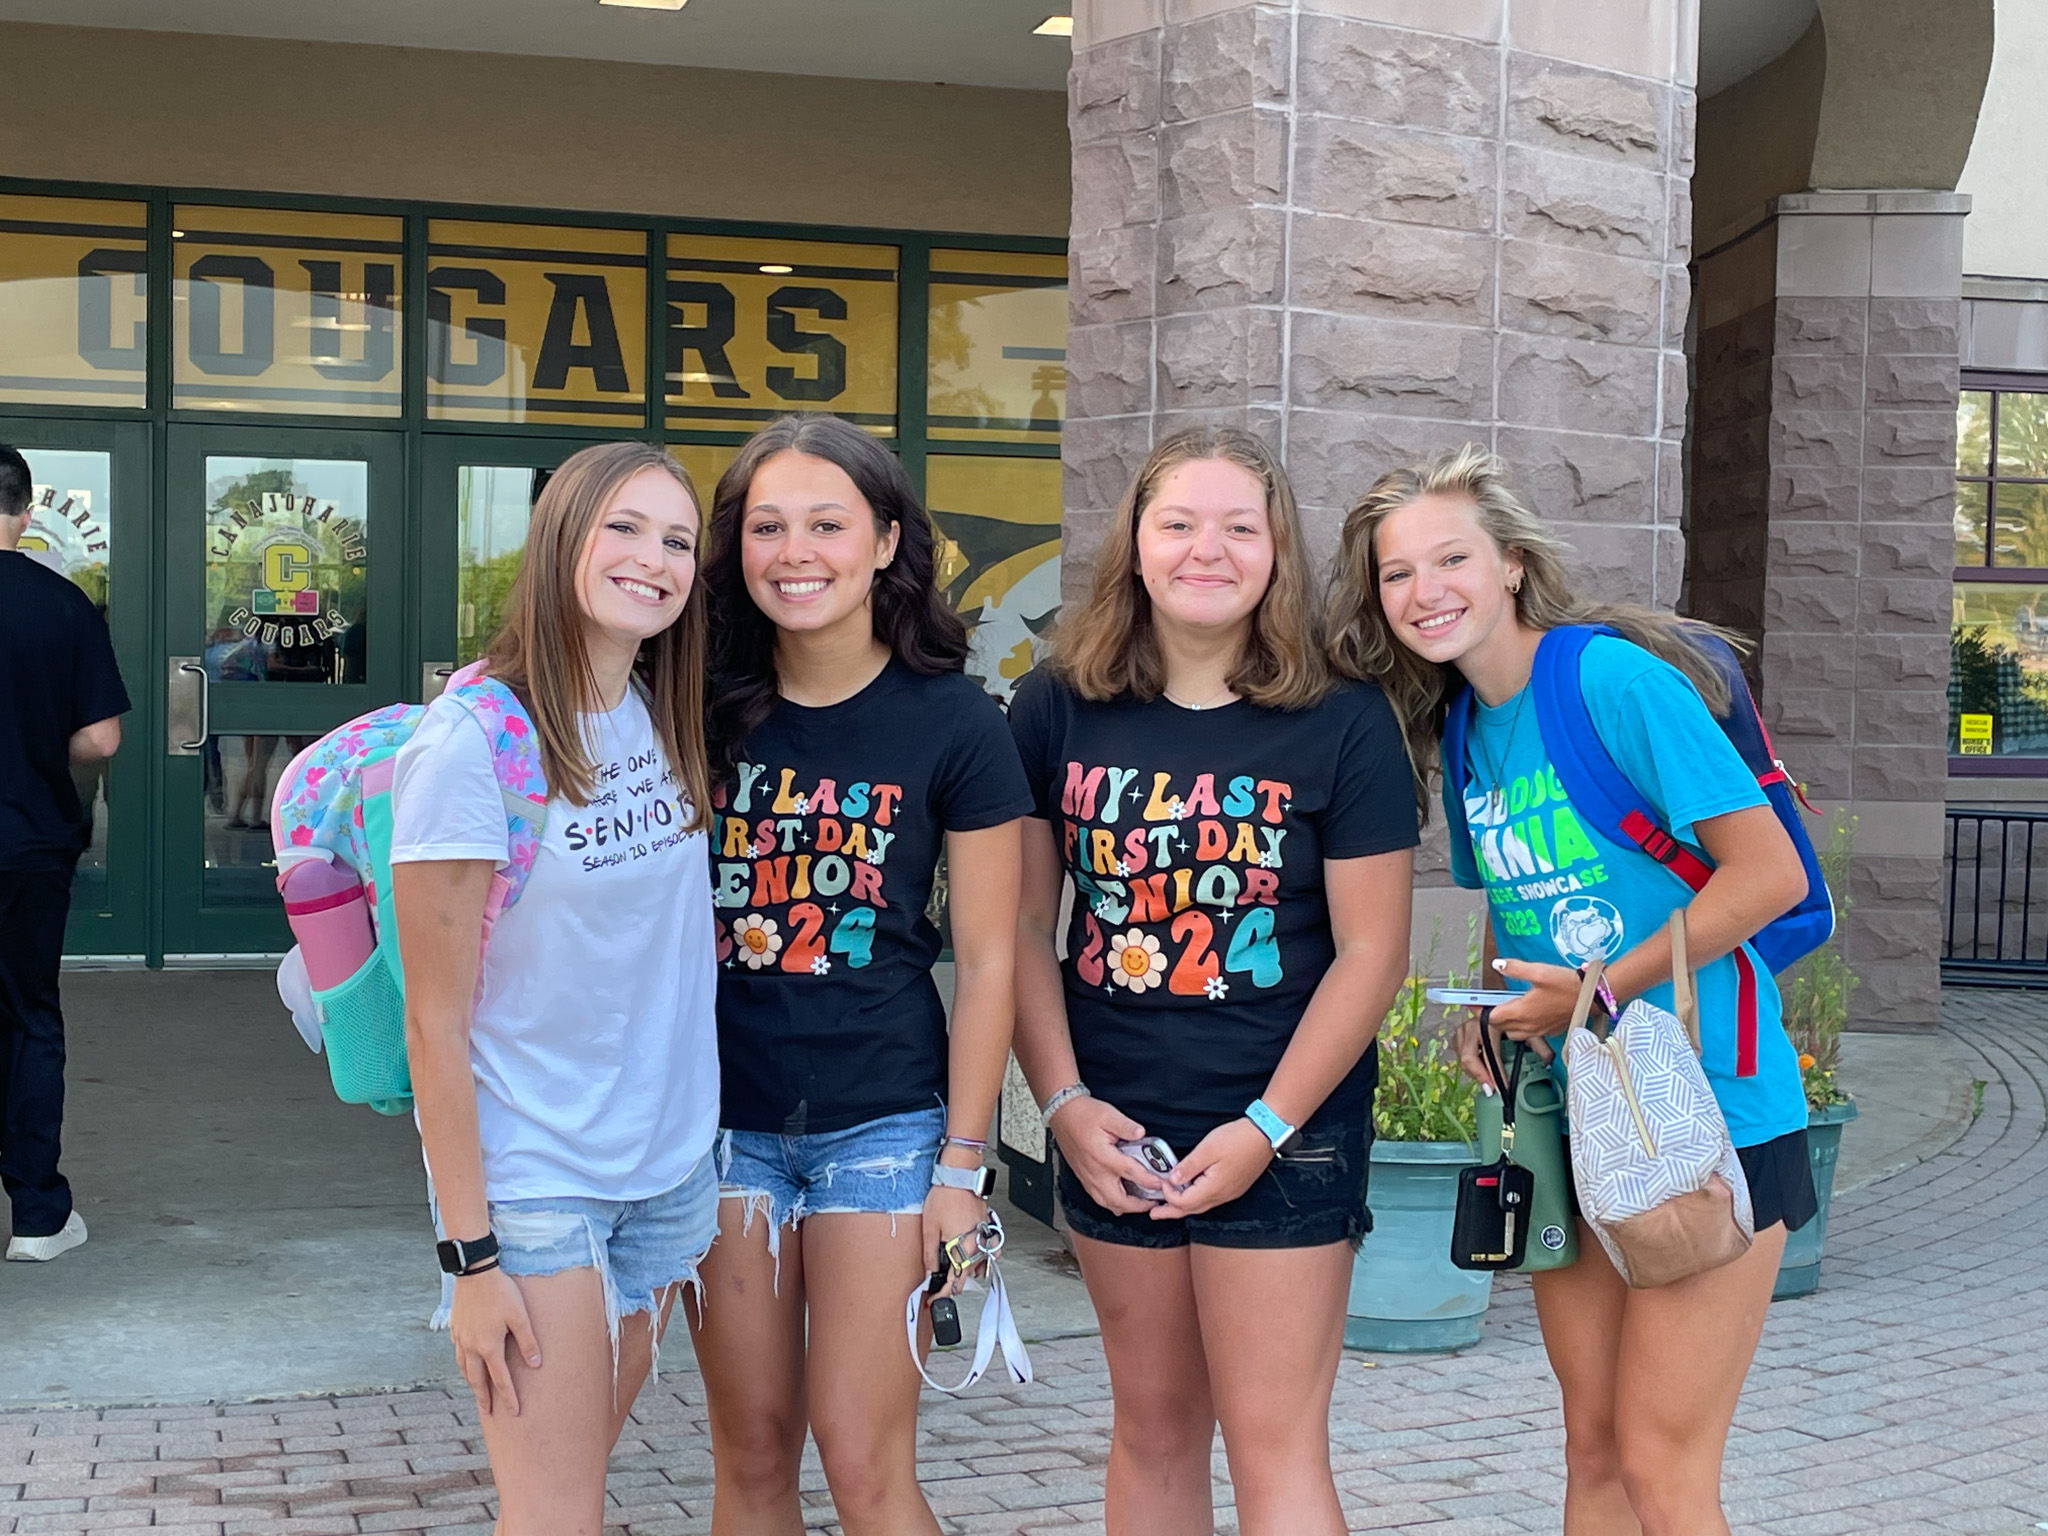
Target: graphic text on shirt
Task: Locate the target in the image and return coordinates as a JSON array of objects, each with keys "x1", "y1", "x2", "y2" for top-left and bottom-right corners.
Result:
[
  {"x1": 1462, "y1": 764, "x2": 1621, "y2": 965},
  {"x1": 561, "y1": 748, "x2": 692, "y2": 872},
  {"x1": 1059, "y1": 760, "x2": 1288, "y2": 1002},
  {"x1": 710, "y1": 762, "x2": 903, "y2": 977}
]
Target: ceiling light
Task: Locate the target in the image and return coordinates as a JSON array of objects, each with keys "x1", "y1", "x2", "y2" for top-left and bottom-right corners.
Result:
[
  {"x1": 1033, "y1": 15, "x2": 1073, "y2": 36},
  {"x1": 600, "y1": 0, "x2": 688, "y2": 9},
  {"x1": 759, "y1": 264, "x2": 794, "y2": 275}
]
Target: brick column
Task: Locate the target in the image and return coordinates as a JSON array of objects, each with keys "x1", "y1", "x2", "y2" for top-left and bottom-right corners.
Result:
[
  {"x1": 1064, "y1": 0, "x2": 1700, "y2": 940},
  {"x1": 1690, "y1": 192, "x2": 1965, "y2": 1030}
]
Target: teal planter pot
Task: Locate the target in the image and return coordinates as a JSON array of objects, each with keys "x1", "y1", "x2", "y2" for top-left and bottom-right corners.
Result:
[
  {"x1": 1774, "y1": 1100, "x2": 1858, "y2": 1300},
  {"x1": 1345, "y1": 1140, "x2": 1494, "y2": 1353}
]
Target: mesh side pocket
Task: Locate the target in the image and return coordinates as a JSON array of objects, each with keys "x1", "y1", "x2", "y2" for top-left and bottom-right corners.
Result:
[{"x1": 311, "y1": 947, "x2": 413, "y2": 1115}]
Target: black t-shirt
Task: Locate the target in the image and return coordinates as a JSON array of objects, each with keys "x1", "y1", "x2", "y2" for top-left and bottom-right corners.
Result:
[
  {"x1": 0, "y1": 553, "x2": 131, "y2": 872},
  {"x1": 1008, "y1": 668, "x2": 1419, "y2": 1150},
  {"x1": 712, "y1": 661, "x2": 1035, "y2": 1134}
]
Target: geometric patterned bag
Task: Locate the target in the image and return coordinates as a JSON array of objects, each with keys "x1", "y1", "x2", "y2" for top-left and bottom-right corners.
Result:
[{"x1": 1564, "y1": 913, "x2": 1754, "y2": 1288}]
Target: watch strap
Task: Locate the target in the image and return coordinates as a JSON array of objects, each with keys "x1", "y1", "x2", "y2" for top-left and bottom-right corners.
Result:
[
  {"x1": 930, "y1": 1161, "x2": 996, "y2": 1198},
  {"x1": 1244, "y1": 1098, "x2": 1299, "y2": 1153},
  {"x1": 437, "y1": 1231, "x2": 500, "y2": 1276}
]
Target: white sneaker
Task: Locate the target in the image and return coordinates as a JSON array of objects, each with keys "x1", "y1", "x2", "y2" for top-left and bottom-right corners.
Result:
[{"x1": 6, "y1": 1212, "x2": 87, "y2": 1262}]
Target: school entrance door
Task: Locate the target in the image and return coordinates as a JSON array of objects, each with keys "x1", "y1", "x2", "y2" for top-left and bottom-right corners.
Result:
[{"x1": 1, "y1": 416, "x2": 586, "y2": 962}]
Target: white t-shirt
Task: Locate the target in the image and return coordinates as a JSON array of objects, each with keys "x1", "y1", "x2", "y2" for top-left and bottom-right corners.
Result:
[{"x1": 388, "y1": 684, "x2": 718, "y2": 1203}]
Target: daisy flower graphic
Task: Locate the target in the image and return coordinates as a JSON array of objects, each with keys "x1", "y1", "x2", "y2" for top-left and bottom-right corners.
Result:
[
  {"x1": 733, "y1": 913, "x2": 782, "y2": 969},
  {"x1": 1257, "y1": 851, "x2": 1275, "y2": 869},
  {"x1": 1114, "y1": 859, "x2": 1132, "y2": 877},
  {"x1": 810, "y1": 955, "x2": 832, "y2": 976},
  {"x1": 793, "y1": 796, "x2": 811, "y2": 816},
  {"x1": 1204, "y1": 975, "x2": 1230, "y2": 1001},
  {"x1": 1168, "y1": 798, "x2": 1189, "y2": 821},
  {"x1": 1107, "y1": 929, "x2": 1167, "y2": 992}
]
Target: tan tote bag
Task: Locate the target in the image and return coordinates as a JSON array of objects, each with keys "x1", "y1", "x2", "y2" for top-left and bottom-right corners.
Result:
[{"x1": 1564, "y1": 912, "x2": 1755, "y2": 1288}]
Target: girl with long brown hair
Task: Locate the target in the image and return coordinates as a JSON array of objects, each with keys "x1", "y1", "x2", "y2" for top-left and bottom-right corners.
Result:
[
  {"x1": 390, "y1": 441, "x2": 720, "y2": 1534},
  {"x1": 1009, "y1": 425, "x2": 1416, "y2": 1536},
  {"x1": 1330, "y1": 444, "x2": 1815, "y2": 1535},
  {"x1": 689, "y1": 415, "x2": 1030, "y2": 1536}
]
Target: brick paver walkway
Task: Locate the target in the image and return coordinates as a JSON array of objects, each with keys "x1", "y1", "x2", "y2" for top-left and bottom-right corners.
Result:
[{"x1": 4, "y1": 991, "x2": 2044, "y2": 1534}]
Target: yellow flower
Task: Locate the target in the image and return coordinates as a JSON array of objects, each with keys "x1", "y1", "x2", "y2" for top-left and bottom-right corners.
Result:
[{"x1": 1798, "y1": 1053, "x2": 1816, "y2": 1070}]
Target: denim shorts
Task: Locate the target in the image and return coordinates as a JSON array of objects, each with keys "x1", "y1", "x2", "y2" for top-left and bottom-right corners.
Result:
[
  {"x1": 1058, "y1": 1112, "x2": 1373, "y2": 1251},
  {"x1": 718, "y1": 1104, "x2": 946, "y2": 1255},
  {"x1": 487, "y1": 1150, "x2": 720, "y2": 1328}
]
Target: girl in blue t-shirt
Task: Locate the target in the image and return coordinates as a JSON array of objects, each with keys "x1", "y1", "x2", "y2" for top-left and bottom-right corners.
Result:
[{"x1": 1329, "y1": 443, "x2": 1817, "y2": 1533}]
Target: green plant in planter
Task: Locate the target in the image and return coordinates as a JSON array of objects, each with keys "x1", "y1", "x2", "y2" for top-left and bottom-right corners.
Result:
[
  {"x1": 1780, "y1": 814, "x2": 1858, "y2": 1110},
  {"x1": 1374, "y1": 923, "x2": 1482, "y2": 1144}
]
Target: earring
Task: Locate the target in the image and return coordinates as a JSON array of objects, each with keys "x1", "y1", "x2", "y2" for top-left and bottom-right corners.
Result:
[{"x1": 1509, "y1": 577, "x2": 1523, "y2": 595}]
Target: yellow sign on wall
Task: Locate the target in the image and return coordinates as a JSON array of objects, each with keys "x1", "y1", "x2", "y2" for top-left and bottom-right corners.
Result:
[
  {"x1": 173, "y1": 206, "x2": 404, "y2": 417},
  {"x1": 1959, "y1": 713, "x2": 1994, "y2": 754},
  {"x1": 928, "y1": 249, "x2": 1065, "y2": 445},
  {"x1": 926, "y1": 455, "x2": 1061, "y2": 702},
  {"x1": 666, "y1": 234, "x2": 897, "y2": 435},
  {"x1": 0, "y1": 194, "x2": 148, "y2": 410},
  {"x1": 428, "y1": 220, "x2": 647, "y2": 428}
]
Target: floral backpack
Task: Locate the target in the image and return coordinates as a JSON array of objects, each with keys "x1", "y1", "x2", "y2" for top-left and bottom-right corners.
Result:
[{"x1": 269, "y1": 660, "x2": 547, "y2": 1114}]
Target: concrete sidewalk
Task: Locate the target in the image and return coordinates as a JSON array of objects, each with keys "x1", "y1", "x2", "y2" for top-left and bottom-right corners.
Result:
[
  {"x1": 1, "y1": 991, "x2": 2041, "y2": 1534},
  {"x1": 0, "y1": 968, "x2": 1983, "y2": 1410}
]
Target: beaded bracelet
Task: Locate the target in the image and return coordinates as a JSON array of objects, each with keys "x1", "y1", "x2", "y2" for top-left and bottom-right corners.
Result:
[{"x1": 1039, "y1": 1082, "x2": 1092, "y2": 1126}]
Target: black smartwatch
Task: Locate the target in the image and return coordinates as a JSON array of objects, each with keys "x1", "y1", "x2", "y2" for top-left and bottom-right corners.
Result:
[{"x1": 437, "y1": 1232, "x2": 500, "y2": 1276}]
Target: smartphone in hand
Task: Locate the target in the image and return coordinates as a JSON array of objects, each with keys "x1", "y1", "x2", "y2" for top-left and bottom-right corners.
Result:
[
  {"x1": 1116, "y1": 1136, "x2": 1179, "y2": 1202},
  {"x1": 1425, "y1": 987, "x2": 1523, "y2": 1008}
]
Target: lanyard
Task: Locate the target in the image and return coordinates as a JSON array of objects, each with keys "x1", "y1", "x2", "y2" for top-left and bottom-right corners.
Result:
[{"x1": 900, "y1": 1211, "x2": 1034, "y2": 1395}]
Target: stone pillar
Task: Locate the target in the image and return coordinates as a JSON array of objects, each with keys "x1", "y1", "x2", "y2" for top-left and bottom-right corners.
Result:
[
  {"x1": 1690, "y1": 192, "x2": 1965, "y2": 1030},
  {"x1": 1065, "y1": 0, "x2": 1701, "y2": 940}
]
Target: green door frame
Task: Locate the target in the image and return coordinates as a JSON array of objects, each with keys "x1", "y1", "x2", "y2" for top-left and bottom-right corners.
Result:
[
  {"x1": 417, "y1": 434, "x2": 601, "y2": 687},
  {"x1": 0, "y1": 414, "x2": 155, "y2": 959},
  {"x1": 159, "y1": 422, "x2": 408, "y2": 958}
]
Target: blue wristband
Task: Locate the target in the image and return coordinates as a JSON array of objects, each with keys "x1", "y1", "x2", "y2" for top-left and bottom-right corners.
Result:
[{"x1": 1244, "y1": 1098, "x2": 1297, "y2": 1152}]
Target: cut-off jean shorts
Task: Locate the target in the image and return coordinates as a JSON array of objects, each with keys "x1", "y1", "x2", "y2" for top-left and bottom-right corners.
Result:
[
  {"x1": 474, "y1": 1149, "x2": 720, "y2": 1368},
  {"x1": 718, "y1": 1104, "x2": 947, "y2": 1263},
  {"x1": 1058, "y1": 1111, "x2": 1373, "y2": 1250}
]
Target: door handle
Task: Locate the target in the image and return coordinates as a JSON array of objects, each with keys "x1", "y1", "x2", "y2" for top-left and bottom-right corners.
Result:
[
  {"x1": 167, "y1": 657, "x2": 209, "y2": 755},
  {"x1": 423, "y1": 662, "x2": 456, "y2": 701}
]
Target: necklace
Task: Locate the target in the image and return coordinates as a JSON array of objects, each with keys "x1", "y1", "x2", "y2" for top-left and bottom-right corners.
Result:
[
  {"x1": 1470, "y1": 687, "x2": 1529, "y2": 823},
  {"x1": 1165, "y1": 684, "x2": 1236, "y2": 711}
]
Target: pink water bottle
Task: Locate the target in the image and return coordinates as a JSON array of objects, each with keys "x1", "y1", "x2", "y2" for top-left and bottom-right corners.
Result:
[{"x1": 280, "y1": 858, "x2": 376, "y2": 991}]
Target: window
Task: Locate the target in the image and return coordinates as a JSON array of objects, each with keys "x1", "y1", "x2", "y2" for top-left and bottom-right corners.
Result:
[{"x1": 1953, "y1": 386, "x2": 2048, "y2": 765}]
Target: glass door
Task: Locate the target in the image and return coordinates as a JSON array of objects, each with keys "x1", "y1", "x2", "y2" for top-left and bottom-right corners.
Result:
[
  {"x1": 161, "y1": 424, "x2": 404, "y2": 956},
  {"x1": 0, "y1": 417, "x2": 151, "y2": 957},
  {"x1": 419, "y1": 436, "x2": 602, "y2": 691}
]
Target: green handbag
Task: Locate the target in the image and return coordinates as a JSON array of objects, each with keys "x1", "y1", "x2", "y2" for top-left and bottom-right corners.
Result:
[{"x1": 1476, "y1": 1037, "x2": 1579, "y2": 1271}]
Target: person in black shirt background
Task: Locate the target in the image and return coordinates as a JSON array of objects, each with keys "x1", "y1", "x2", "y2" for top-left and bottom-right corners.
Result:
[
  {"x1": 0, "y1": 443, "x2": 131, "y2": 1264},
  {"x1": 1010, "y1": 427, "x2": 1417, "y2": 1536},
  {"x1": 689, "y1": 416, "x2": 1029, "y2": 1536}
]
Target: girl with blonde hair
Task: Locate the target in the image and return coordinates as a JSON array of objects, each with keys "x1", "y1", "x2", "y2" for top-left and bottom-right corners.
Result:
[
  {"x1": 1330, "y1": 443, "x2": 1817, "y2": 1536},
  {"x1": 391, "y1": 441, "x2": 720, "y2": 1535},
  {"x1": 1010, "y1": 425, "x2": 1417, "y2": 1536}
]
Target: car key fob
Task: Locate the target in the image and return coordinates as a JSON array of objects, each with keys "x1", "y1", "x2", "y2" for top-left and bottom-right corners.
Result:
[{"x1": 926, "y1": 1268, "x2": 963, "y2": 1349}]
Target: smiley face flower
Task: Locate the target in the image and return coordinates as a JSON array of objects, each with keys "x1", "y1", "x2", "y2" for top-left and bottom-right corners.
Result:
[
  {"x1": 1108, "y1": 929, "x2": 1167, "y2": 991},
  {"x1": 733, "y1": 913, "x2": 782, "y2": 969}
]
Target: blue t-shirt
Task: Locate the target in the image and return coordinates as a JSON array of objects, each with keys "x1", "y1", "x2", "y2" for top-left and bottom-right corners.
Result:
[{"x1": 1446, "y1": 635, "x2": 1807, "y2": 1148}]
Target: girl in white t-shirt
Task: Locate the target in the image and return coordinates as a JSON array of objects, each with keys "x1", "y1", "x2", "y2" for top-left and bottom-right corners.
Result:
[{"x1": 389, "y1": 441, "x2": 719, "y2": 1534}]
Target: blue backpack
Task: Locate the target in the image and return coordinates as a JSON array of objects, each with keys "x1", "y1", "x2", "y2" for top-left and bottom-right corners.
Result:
[{"x1": 1443, "y1": 624, "x2": 1833, "y2": 1078}]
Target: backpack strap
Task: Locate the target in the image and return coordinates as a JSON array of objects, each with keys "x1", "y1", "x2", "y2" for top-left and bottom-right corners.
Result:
[
  {"x1": 442, "y1": 664, "x2": 549, "y2": 911},
  {"x1": 1531, "y1": 624, "x2": 1759, "y2": 1078}
]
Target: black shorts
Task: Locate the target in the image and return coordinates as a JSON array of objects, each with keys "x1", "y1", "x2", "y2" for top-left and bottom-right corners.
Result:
[
  {"x1": 1738, "y1": 1128, "x2": 1819, "y2": 1234},
  {"x1": 1057, "y1": 1112, "x2": 1372, "y2": 1251},
  {"x1": 1559, "y1": 1127, "x2": 1818, "y2": 1234}
]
